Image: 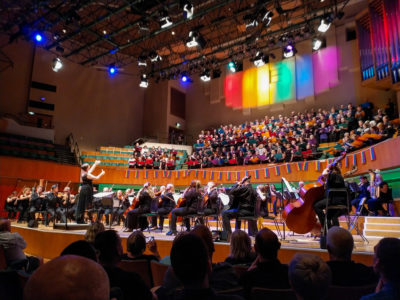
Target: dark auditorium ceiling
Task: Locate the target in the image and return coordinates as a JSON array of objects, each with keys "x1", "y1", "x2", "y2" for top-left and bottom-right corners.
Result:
[{"x1": 0, "y1": 0, "x2": 354, "y2": 79}]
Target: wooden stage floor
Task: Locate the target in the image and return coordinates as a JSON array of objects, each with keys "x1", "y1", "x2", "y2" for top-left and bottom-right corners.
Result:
[{"x1": 11, "y1": 221, "x2": 378, "y2": 266}]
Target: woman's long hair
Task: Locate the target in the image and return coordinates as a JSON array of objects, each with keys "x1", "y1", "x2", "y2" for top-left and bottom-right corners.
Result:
[{"x1": 229, "y1": 230, "x2": 252, "y2": 260}]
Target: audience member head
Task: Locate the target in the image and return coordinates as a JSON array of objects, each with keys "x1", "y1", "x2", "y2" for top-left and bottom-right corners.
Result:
[
  {"x1": 126, "y1": 231, "x2": 146, "y2": 257},
  {"x1": 61, "y1": 240, "x2": 98, "y2": 262},
  {"x1": 24, "y1": 255, "x2": 109, "y2": 300},
  {"x1": 373, "y1": 237, "x2": 400, "y2": 284},
  {"x1": 191, "y1": 225, "x2": 214, "y2": 259},
  {"x1": 94, "y1": 230, "x2": 123, "y2": 266},
  {"x1": 229, "y1": 230, "x2": 252, "y2": 260},
  {"x1": 84, "y1": 222, "x2": 105, "y2": 243},
  {"x1": 326, "y1": 226, "x2": 354, "y2": 261},
  {"x1": 289, "y1": 253, "x2": 332, "y2": 300},
  {"x1": 171, "y1": 234, "x2": 211, "y2": 288},
  {"x1": 0, "y1": 218, "x2": 11, "y2": 232},
  {"x1": 254, "y1": 228, "x2": 281, "y2": 261}
]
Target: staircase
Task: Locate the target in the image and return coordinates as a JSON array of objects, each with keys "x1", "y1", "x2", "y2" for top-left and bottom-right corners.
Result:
[
  {"x1": 54, "y1": 144, "x2": 78, "y2": 165},
  {"x1": 364, "y1": 217, "x2": 400, "y2": 238}
]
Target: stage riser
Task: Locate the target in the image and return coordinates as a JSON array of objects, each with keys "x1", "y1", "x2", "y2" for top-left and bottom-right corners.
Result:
[
  {"x1": 365, "y1": 217, "x2": 400, "y2": 224},
  {"x1": 364, "y1": 230, "x2": 400, "y2": 238},
  {"x1": 364, "y1": 224, "x2": 400, "y2": 231},
  {"x1": 364, "y1": 217, "x2": 400, "y2": 238}
]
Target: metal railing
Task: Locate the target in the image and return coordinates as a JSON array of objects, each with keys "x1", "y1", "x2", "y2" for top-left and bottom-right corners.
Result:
[{"x1": 66, "y1": 133, "x2": 82, "y2": 165}]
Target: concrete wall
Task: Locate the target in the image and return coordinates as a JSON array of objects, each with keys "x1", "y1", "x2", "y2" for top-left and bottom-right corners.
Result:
[{"x1": 0, "y1": 35, "x2": 144, "y2": 151}]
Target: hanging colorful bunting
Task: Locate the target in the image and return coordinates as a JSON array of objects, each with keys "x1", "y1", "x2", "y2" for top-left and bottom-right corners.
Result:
[
  {"x1": 369, "y1": 147, "x2": 376, "y2": 161},
  {"x1": 187, "y1": 170, "x2": 191, "y2": 176},
  {"x1": 296, "y1": 162, "x2": 302, "y2": 171},
  {"x1": 145, "y1": 170, "x2": 148, "y2": 179},
  {"x1": 227, "y1": 171, "x2": 231, "y2": 181},
  {"x1": 345, "y1": 156, "x2": 349, "y2": 168},
  {"x1": 315, "y1": 160, "x2": 321, "y2": 171},
  {"x1": 203, "y1": 171, "x2": 206, "y2": 179},
  {"x1": 265, "y1": 168, "x2": 269, "y2": 178},
  {"x1": 286, "y1": 164, "x2": 291, "y2": 174},
  {"x1": 154, "y1": 171, "x2": 158, "y2": 179},
  {"x1": 211, "y1": 171, "x2": 214, "y2": 180},
  {"x1": 303, "y1": 161, "x2": 308, "y2": 171},
  {"x1": 245, "y1": 170, "x2": 249, "y2": 177},
  {"x1": 353, "y1": 154, "x2": 357, "y2": 166},
  {"x1": 361, "y1": 151, "x2": 366, "y2": 164},
  {"x1": 236, "y1": 171, "x2": 241, "y2": 181},
  {"x1": 163, "y1": 170, "x2": 167, "y2": 178},
  {"x1": 218, "y1": 172, "x2": 223, "y2": 181},
  {"x1": 125, "y1": 169, "x2": 130, "y2": 178},
  {"x1": 254, "y1": 169, "x2": 259, "y2": 179},
  {"x1": 176, "y1": 171, "x2": 180, "y2": 179},
  {"x1": 135, "y1": 170, "x2": 139, "y2": 178},
  {"x1": 275, "y1": 166, "x2": 280, "y2": 176},
  {"x1": 195, "y1": 170, "x2": 199, "y2": 178},
  {"x1": 168, "y1": 171, "x2": 172, "y2": 178}
]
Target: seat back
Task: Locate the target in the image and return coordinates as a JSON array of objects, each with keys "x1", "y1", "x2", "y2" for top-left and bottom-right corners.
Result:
[
  {"x1": 0, "y1": 246, "x2": 7, "y2": 270},
  {"x1": 150, "y1": 260, "x2": 169, "y2": 287},
  {"x1": 327, "y1": 284, "x2": 376, "y2": 300},
  {"x1": 118, "y1": 259, "x2": 153, "y2": 288},
  {"x1": 251, "y1": 287, "x2": 297, "y2": 300}
]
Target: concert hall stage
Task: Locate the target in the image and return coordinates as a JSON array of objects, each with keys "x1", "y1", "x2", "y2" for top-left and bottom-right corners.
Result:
[{"x1": 10, "y1": 219, "x2": 382, "y2": 266}]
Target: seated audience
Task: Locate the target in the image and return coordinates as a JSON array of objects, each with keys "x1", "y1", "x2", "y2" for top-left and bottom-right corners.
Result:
[
  {"x1": 94, "y1": 230, "x2": 153, "y2": 300},
  {"x1": 84, "y1": 221, "x2": 105, "y2": 244},
  {"x1": 240, "y1": 228, "x2": 290, "y2": 296},
  {"x1": 0, "y1": 218, "x2": 40, "y2": 273},
  {"x1": 361, "y1": 237, "x2": 400, "y2": 300},
  {"x1": 326, "y1": 226, "x2": 378, "y2": 286},
  {"x1": 159, "y1": 233, "x2": 243, "y2": 300},
  {"x1": 289, "y1": 253, "x2": 332, "y2": 300},
  {"x1": 224, "y1": 230, "x2": 256, "y2": 266},
  {"x1": 60, "y1": 240, "x2": 98, "y2": 262},
  {"x1": 24, "y1": 255, "x2": 109, "y2": 300},
  {"x1": 121, "y1": 231, "x2": 160, "y2": 262}
]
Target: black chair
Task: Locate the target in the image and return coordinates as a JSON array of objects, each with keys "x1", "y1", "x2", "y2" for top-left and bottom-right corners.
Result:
[{"x1": 324, "y1": 188, "x2": 351, "y2": 233}]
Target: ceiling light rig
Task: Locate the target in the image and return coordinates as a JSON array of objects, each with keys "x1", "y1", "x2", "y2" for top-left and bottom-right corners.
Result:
[
  {"x1": 149, "y1": 51, "x2": 162, "y2": 63},
  {"x1": 159, "y1": 10, "x2": 173, "y2": 29},
  {"x1": 138, "y1": 55, "x2": 147, "y2": 66},
  {"x1": 140, "y1": 74, "x2": 149, "y2": 88},
  {"x1": 52, "y1": 57, "x2": 63, "y2": 72},
  {"x1": 283, "y1": 43, "x2": 297, "y2": 58},
  {"x1": 182, "y1": 1, "x2": 194, "y2": 19},
  {"x1": 318, "y1": 14, "x2": 333, "y2": 33},
  {"x1": 253, "y1": 51, "x2": 269, "y2": 67},
  {"x1": 186, "y1": 31, "x2": 206, "y2": 48},
  {"x1": 200, "y1": 69, "x2": 211, "y2": 82}
]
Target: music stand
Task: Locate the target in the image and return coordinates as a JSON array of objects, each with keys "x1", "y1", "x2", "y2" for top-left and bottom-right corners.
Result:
[{"x1": 93, "y1": 191, "x2": 114, "y2": 229}]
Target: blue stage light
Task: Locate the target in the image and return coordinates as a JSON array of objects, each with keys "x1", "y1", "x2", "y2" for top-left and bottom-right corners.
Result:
[
  {"x1": 109, "y1": 66, "x2": 116, "y2": 75},
  {"x1": 35, "y1": 33, "x2": 43, "y2": 42},
  {"x1": 181, "y1": 75, "x2": 188, "y2": 82}
]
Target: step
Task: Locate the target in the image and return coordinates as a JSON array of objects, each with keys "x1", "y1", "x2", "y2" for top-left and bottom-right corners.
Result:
[
  {"x1": 364, "y1": 229, "x2": 400, "y2": 238},
  {"x1": 364, "y1": 223, "x2": 400, "y2": 231},
  {"x1": 365, "y1": 217, "x2": 400, "y2": 225}
]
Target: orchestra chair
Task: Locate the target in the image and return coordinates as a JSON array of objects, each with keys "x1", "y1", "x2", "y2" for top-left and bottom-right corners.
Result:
[
  {"x1": 326, "y1": 284, "x2": 376, "y2": 300},
  {"x1": 118, "y1": 259, "x2": 153, "y2": 288},
  {"x1": 150, "y1": 260, "x2": 169, "y2": 287},
  {"x1": 323, "y1": 188, "x2": 351, "y2": 234},
  {"x1": 251, "y1": 287, "x2": 297, "y2": 300}
]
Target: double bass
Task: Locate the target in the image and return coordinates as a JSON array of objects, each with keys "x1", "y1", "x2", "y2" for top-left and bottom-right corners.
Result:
[{"x1": 282, "y1": 152, "x2": 347, "y2": 234}]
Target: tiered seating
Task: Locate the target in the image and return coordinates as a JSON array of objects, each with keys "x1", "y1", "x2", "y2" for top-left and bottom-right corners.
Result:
[
  {"x1": 0, "y1": 132, "x2": 57, "y2": 161},
  {"x1": 81, "y1": 145, "x2": 188, "y2": 169}
]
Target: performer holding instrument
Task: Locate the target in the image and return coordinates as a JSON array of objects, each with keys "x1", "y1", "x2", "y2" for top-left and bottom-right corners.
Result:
[
  {"x1": 28, "y1": 185, "x2": 46, "y2": 226},
  {"x1": 17, "y1": 187, "x2": 31, "y2": 223},
  {"x1": 76, "y1": 160, "x2": 105, "y2": 224},
  {"x1": 203, "y1": 181, "x2": 219, "y2": 216},
  {"x1": 124, "y1": 182, "x2": 153, "y2": 232},
  {"x1": 151, "y1": 183, "x2": 176, "y2": 230},
  {"x1": 166, "y1": 180, "x2": 201, "y2": 236},
  {"x1": 5, "y1": 191, "x2": 18, "y2": 219}
]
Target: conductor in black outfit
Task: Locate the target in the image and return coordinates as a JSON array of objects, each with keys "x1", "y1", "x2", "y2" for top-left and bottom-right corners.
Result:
[
  {"x1": 76, "y1": 160, "x2": 105, "y2": 224},
  {"x1": 166, "y1": 180, "x2": 201, "y2": 236},
  {"x1": 222, "y1": 176, "x2": 258, "y2": 241},
  {"x1": 313, "y1": 163, "x2": 347, "y2": 230}
]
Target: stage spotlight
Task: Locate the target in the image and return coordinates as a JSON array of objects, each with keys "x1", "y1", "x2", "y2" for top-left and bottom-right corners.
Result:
[
  {"x1": 312, "y1": 38, "x2": 323, "y2": 51},
  {"x1": 149, "y1": 51, "x2": 162, "y2": 62},
  {"x1": 52, "y1": 57, "x2": 63, "y2": 72},
  {"x1": 261, "y1": 10, "x2": 273, "y2": 27},
  {"x1": 176, "y1": 122, "x2": 181, "y2": 128},
  {"x1": 181, "y1": 75, "x2": 188, "y2": 82},
  {"x1": 283, "y1": 44, "x2": 297, "y2": 58},
  {"x1": 244, "y1": 14, "x2": 258, "y2": 29},
  {"x1": 318, "y1": 17, "x2": 332, "y2": 33},
  {"x1": 108, "y1": 65, "x2": 117, "y2": 75},
  {"x1": 186, "y1": 31, "x2": 206, "y2": 48},
  {"x1": 138, "y1": 55, "x2": 147, "y2": 66},
  {"x1": 28, "y1": 111, "x2": 35, "y2": 115},
  {"x1": 253, "y1": 51, "x2": 269, "y2": 67},
  {"x1": 200, "y1": 69, "x2": 211, "y2": 82},
  {"x1": 159, "y1": 10, "x2": 173, "y2": 28},
  {"x1": 183, "y1": 1, "x2": 194, "y2": 19},
  {"x1": 34, "y1": 33, "x2": 44, "y2": 43},
  {"x1": 139, "y1": 74, "x2": 149, "y2": 88}
]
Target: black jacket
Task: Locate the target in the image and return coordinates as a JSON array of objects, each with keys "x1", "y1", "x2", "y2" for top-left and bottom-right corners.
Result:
[{"x1": 230, "y1": 184, "x2": 256, "y2": 213}]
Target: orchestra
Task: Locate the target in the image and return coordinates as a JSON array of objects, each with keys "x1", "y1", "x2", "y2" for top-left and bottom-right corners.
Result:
[{"x1": 4, "y1": 159, "x2": 395, "y2": 239}]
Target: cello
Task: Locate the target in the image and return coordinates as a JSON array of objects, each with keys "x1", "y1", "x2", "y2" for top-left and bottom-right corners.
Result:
[{"x1": 282, "y1": 152, "x2": 347, "y2": 234}]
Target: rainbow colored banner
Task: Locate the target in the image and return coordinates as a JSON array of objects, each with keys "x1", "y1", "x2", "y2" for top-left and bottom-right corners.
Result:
[
  {"x1": 176, "y1": 171, "x2": 179, "y2": 179},
  {"x1": 218, "y1": 172, "x2": 223, "y2": 181},
  {"x1": 361, "y1": 151, "x2": 366, "y2": 164},
  {"x1": 125, "y1": 170, "x2": 130, "y2": 178},
  {"x1": 286, "y1": 164, "x2": 291, "y2": 174},
  {"x1": 154, "y1": 171, "x2": 158, "y2": 178},
  {"x1": 315, "y1": 160, "x2": 321, "y2": 171},
  {"x1": 168, "y1": 171, "x2": 171, "y2": 178},
  {"x1": 296, "y1": 162, "x2": 302, "y2": 171},
  {"x1": 224, "y1": 47, "x2": 339, "y2": 109},
  {"x1": 210, "y1": 171, "x2": 214, "y2": 180},
  {"x1": 370, "y1": 147, "x2": 376, "y2": 161},
  {"x1": 227, "y1": 172, "x2": 231, "y2": 181},
  {"x1": 353, "y1": 154, "x2": 357, "y2": 166},
  {"x1": 245, "y1": 170, "x2": 249, "y2": 177},
  {"x1": 184, "y1": 170, "x2": 188, "y2": 177},
  {"x1": 345, "y1": 156, "x2": 349, "y2": 168},
  {"x1": 195, "y1": 170, "x2": 199, "y2": 178},
  {"x1": 303, "y1": 161, "x2": 308, "y2": 171},
  {"x1": 187, "y1": 170, "x2": 191, "y2": 176},
  {"x1": 202, "y1": 171, "x2": 206, "y2": 179},
  {"x1": 275, "y1": 166, "x2": 280, "y2": 176},
  {"x1": 236, "y1": 171, "x2": 240, "y2": 181},
  {"x1": 145, "y1": 170, "x2": 148, "y2": 179},
  {"x1": 265, "y1": 168, "x2": 269, "y2": 178},
  {"x1": 254, "y1": 169, "x2": 259, "y2": 179},
  {"x1": 135, "y1": 170, "x2": 139, "y2": 178}
]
